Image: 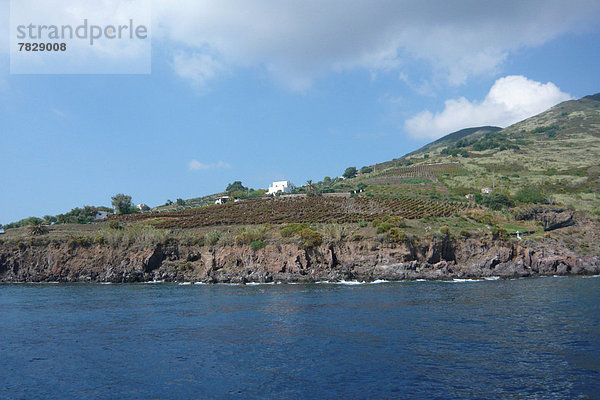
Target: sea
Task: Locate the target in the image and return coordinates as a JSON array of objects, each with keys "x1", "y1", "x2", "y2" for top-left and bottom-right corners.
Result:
[{"x1": 1, "y1": 276, "x2": 599, "y2": 399}]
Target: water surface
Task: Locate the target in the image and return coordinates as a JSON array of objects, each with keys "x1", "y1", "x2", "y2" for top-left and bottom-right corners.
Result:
[{"x1": 1, "y1": 277, "x2": 599, "y2": 399}]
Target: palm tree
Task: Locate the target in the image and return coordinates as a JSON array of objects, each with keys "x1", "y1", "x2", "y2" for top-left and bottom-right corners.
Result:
[
  {"x1": 28, "y1": 220, "x2": 49, "y2": 236},
  {"x1": 306, "y1": 180, "x2": 317, "y2": 197}
]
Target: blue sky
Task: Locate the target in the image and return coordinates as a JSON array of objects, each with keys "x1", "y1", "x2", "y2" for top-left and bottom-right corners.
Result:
[{"x1": 1, "y1": 0, "x2": 599, "y2": 224}]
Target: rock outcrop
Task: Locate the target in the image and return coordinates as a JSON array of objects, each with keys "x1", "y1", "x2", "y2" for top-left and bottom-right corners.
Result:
[
  {"x1": 0, "y1": 236, "x2": 597, "y2": 283},
  {"x1": 515, "y1": 206, "x2": 575, "y2": 231}
]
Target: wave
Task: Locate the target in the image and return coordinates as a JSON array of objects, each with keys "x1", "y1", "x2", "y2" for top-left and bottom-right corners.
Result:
[
  {"x1": 581, "y1": 275, "x2": 600, "y2": 279},
  {"x1": 448, "y1": 278, "x2": 485, "y2": 283}
]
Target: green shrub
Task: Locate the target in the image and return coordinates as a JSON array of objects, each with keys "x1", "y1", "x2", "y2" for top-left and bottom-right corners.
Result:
[
  {"x1": 440, "y1": 226, "x2": 451, "y2": 236},
  {"x1": 481, "y1": 193, "x2": 514, "y2": 210},
  {"x1": 376, "y1": 222, "x2": 393, "y2": 234},
  {"x1": 515, "y1": 187, "x2": 548, "y2": 204},
  {"x1": 459, "y1": 230, "x2": 471, "y2": 238},
  {"x1": 206, "y1": 230, "x2": 221, "y2": 246},
  {"x1": 93, "y1": 234, "x2": 106, "y2": 245},
  {"x1": 250, "y1": 240, "x2": 267, "y2": 251},
  {"x1": 300, "y1": 228, "x2": 323, "y2": 248},
  {"x1": 387, "y1": 216, "x2": 406, "y2": 228},
  {"x1": 358, "y1": 220, "x2": 367, "y2": 228},
  {"x1": 280, "y1": 223, "x2": 308, "y2": 238},
  {"x1": 109, "y1": 220, "x2": 122, "y2": 230},
  {"x1": 75, "y1": 236, "x2": 93, "y2": 247},
  {"x1": 235, "y1": 226, "x2": 270, "y2": 246},
  {"x1": 388, "y1": 228, "x2": 407, "y2": 243}
]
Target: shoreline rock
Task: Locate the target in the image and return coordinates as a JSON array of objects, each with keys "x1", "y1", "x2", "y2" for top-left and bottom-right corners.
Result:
[{"x1": 0, "y1": 238, "x2": 598, "y2": 284}]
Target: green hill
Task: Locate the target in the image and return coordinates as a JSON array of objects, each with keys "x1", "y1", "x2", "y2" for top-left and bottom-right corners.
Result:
[
  {"x1": 339, "y1": 93, "x2": 600, "y2": 213},
  {"x1": 153, "y1": 93, "x2": 599, "y2": 215}
]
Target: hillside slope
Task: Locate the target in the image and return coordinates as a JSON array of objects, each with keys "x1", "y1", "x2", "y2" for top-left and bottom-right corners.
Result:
[{"x1": 344, "y1": 93, "x2": 599, "y2": 213}]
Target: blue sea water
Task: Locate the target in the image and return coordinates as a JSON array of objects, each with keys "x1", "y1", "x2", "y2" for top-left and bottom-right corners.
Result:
[{"x1": 1, "y1": 277, "x2": 599, "y2": 399}]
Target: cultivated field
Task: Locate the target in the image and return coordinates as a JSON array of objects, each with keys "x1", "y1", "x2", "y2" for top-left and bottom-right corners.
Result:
[{"x1": 115, "y1": 196, "x2": 471, "y2": 228}]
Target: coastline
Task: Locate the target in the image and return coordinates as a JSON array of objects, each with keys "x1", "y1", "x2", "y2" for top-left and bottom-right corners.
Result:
[{"x1": 1, "y1": 236, "x2": 598, "y2": 284}]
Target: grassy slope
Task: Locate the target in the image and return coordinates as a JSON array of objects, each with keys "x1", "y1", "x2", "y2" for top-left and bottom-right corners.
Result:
[{"x1": 376, "y1": 94, "x2": 600, "y2": 213}]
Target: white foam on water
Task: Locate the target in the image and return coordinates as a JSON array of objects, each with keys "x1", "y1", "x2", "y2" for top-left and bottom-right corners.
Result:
[
  {"x1": 193, "y1": 282, "x2": 207, "y2": 285},
  {"x1": 582, "y1": 274, "x2": 600, "y2": 279},
  {"x1": 146, "y1": 280, "x2": 165, "y2": 284},
  {"x1": 448, "y1": 278, "x2": 484, "y2": 283},
  {"x1": 552, "y1": 275, "x2": 567, "y2": 278},
  {"x1": 178, "y1": 282, "x2": 192, "y2": 285},
  {"x1": 484, "y1": 276, "x2": 500, "y2": 281},
  {"x1": 99, "y1": 282, "x2": 112, "y2": 285},
  {"x1": 370, "y1": 279, "x2": 390, "y2": 284},
  {"x1": 246, "y1": 282, "x2": 275, "y2": 286}
]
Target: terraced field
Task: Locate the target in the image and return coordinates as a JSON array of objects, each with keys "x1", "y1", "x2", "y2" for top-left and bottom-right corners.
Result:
[{"x1": 115, "y1": 196, "x2": 471, "y2": 228}]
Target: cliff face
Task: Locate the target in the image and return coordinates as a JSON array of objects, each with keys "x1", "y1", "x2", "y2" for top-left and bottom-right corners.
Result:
[{"x1": 0, "y1": 236, "x2": 598, "y2": 283}]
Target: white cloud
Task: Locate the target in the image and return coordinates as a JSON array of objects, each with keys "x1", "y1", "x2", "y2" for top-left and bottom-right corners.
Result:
[
  {"x1": 188, "y1": 160, "x2": 231, "y2": 171},
  {"x1": 150, "y1": 0, "x2": 600, "y2": 89},
  {"x1": 405, "y1": 75, "x2": 572, "y2": 139},
  {"x1": 172, "y1": 52, "x2": 223, "y2": 88},
  {"x1": 1, "y1": 1, "x2": 598, "y2": 87}
]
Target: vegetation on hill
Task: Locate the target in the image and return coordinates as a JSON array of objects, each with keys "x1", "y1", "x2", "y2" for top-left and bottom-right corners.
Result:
[{"x1": 3, "y1": 93, "x2": 599, "y2": 245}]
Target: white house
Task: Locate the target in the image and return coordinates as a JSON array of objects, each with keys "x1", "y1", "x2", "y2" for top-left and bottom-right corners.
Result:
[
  {"x1": 0, "y1": 228, "x2": 5, "y2": 234},
  {"x1": 267, "y1": 181, "x2": 296, "y2": 195},
  {"x1": 95, "y1": 211, "x2": 110, "y2": 221},
  {"x1": 215, "y1": 196, "x2": 230, "y2": 205},
  {"x1": 481, "y1": 187, "x2": 493, "y2": 195}
]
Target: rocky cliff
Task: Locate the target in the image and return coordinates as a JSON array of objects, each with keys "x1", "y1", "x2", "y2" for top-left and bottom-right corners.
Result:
[{"x1": 1, "y1": 235, "x2": 598, "y2": 283}]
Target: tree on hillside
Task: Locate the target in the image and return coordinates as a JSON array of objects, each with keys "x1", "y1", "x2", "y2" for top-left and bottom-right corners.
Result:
[
  {"x1": 360, "y1": 166, "x2": 373, "y2": 174},
  {"x1": 28, "y1": 219, "x2": 49, "y2": 236},
  {"x1": 176, "y1": 198, "x2": 186, "y2": 206},
  {"x1": 230, "y1": 190, "x2": 247, "y2": 199},
  {"x1": 343, "y1": 167, "x2": 357, "y2": 179},
  {"x1": 226, "y1": 181, "x2": 248, "y2": 194},
  {"x1": 43, "y1": 215, "x2": 58, "y2": 224},
  {"x1": 479, "y1": 193, "x2": 514, "y2": 210},
  {"x1": 111, "y1": 194, "x2": 133, "y2": 215},
  {"x1": 306, "y1": 180, "x2": 317, "y2": 197}
]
